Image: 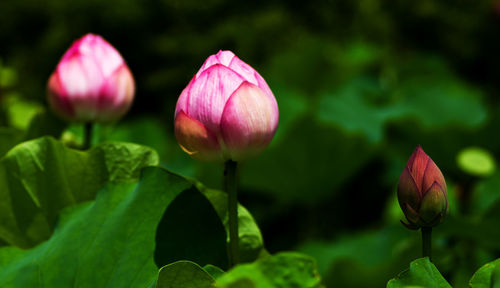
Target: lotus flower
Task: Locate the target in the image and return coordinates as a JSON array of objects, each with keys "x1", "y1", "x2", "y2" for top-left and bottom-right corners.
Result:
[
  {"x1": 174, "y1": 50, "x2": 279, "y2": 161},
  {"x1": 398, "y1": 146, "x2": 448, "y2": 229},
  {"x1": 47, "y1": 33, "x2": 135, "y2": 123}
]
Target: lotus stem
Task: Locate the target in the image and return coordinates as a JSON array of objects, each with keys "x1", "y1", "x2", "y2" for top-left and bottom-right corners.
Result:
[
  {"x1": 422, "y1": 227, "x2": 432, "y2": 261},
  {"x1": 225, "y1": 160, "x2": 239, "y2": 267},
  {"x1": 83, "y1": 122, "x2": 93, "y2": 150}
]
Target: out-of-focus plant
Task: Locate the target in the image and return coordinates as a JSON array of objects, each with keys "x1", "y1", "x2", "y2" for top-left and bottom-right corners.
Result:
[{"x1": 47, "y1": 33, "x2": 135, "y2": 149}]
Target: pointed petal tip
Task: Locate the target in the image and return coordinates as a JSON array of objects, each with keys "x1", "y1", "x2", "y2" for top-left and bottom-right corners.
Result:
[{"x1": 408, "y1": 145, "x2": 428, "y2": 165}]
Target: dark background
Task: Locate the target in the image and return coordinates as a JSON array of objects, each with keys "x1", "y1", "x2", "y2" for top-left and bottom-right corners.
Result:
[{"x1": 2, "y1": 1, "x2": 500, "y2": 287}]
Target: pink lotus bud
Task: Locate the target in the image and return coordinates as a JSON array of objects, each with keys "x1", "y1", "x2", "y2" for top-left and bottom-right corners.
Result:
[
  {"x1": 47, "y1": 33, "x2": 135, "y2": 123},
  {"x1": 174, "y1": 50, "x2": 279, "y2": 161},
  {"x1": 398, "y1": 146, "x2": 448, "y2": 229}
]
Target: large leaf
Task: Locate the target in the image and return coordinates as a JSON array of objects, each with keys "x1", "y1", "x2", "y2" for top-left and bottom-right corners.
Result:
[
  {"x1": 154, "y1": 180, "x2": 265, "y2": 268},
  {"x1": 0, "y1": 136, "x2": 159, "y2": 247},
  {"x1": 469, "y1": 258, "x2": 500, "y2": 288},
  {"x1": 386, "y1": 257, "x2": 452, "y2": 288},
  {"x1": 0, "y1": 166, "x2": 265, "y2": 287},
  {"x1": 154, "y1": 187, "x2": 229, "y2": 269},
  {"x1": 0, "y1": 167, "x2": 191, "y2": 287}
]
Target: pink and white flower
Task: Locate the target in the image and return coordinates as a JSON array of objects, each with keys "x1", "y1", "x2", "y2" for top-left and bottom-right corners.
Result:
[
  {"x1": 47, "y1": 33, "x2": 135, "y2": 123},
  {"x1": 174, "y1": 50, "x2": 279, "y2": 161}
]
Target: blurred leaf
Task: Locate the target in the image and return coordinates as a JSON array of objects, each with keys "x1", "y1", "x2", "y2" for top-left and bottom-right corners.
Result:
[
  {"x1": 264, "y1": 35, "x2": 335, "y2": 93},
  {"x1": 299, "y1": 225, "x2": 418, "y2": 288},
  {"x1": 3, "y1": 95, "x2": 42, "y2": 129},
  {"x1": 0, "y1": 127, "x2": 24, "y2": 157},
  {"x1": 0, "y1": 167, "x2": 190, "y2": 287},
  {"x1": 317, "y1": 73, "x2": 487, "y2": 144},
  {"x1": 457, "y1": 147, "x2": 495, "y2": 177},
  {"x1": 469, "y1": 258, "x2": 500, "y2": 288},
  {"x1": 392, "y1": 77, "x2": 486, "y2": 129},
  {"x1": 24, "y1": 110, "x2": 66, "y2": 141},
  {"x1": 0, "y1": 65, "x2": 17, "y2": 88},
  {"x1": 0, "y1": 109, "x2": 66, "y2": 158},
  {"x1": 216, "y1": 252, "x2": 323, "y2": 288},
  {"x1": 317, "y1": 77, "x2": 388, "y2": 143},
  {"x1": 387, "y1": 257, "x2": 451, "y2": 288},
  {"x1": 239, "y1": 119, "x2": 374, "y2": 203},
  {"x1": 102, "y1": 117, "x2": 170, "y2": 157},
  {"x1": 471, "y1": 172, "x2": 500, "y2": 215},
  {"x1": 0, "y1": 136, "x2": 159, "y2": 247},
  {"x1": 156, "y1": 261, "x2": 216, "y2": 288},
  {"x1": 269, "y1": 84, "x2": 309, "y2": 145},
  {"x1": 337, "y1": 41, "x2": 382, "y2": 71},
  {"x1": 440, "y1": 216, "x2": 500, "y2": 251}
]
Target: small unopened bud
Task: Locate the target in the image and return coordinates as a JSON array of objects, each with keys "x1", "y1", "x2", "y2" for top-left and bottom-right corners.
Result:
[{"x1": 398, "y1": 146, "x2": 448, "y2": 229}]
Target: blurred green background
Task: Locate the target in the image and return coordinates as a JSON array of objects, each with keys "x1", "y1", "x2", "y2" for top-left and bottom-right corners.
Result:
[{"x1": 2, "y1": 0, "x2": 500, "y2": 287}]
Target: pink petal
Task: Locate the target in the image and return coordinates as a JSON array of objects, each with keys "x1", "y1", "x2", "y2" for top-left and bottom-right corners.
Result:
[
  {"x1": 196, "y1": 50, "x2": 235, "y2": 78},
  {"x1": 228, "y1": 55, "x2": 259, "y2": 85},
  {"x1": 220, "y1": 82, "x2": 279, "y2": 161},
  {"x1": 406, "y1": 146, "x2": 430, "y2": 192},
  {"x1": 57, "y1": 52, "x2": 103, "y2": 100},
  {"x1": 174, "y1": 110, "x2": 222, "y2": 161},
  {"x1": 397, "y1": 166, "x2": 421, "y2": 209},
  {"x1": 422, "y1": 158, "x2": 447, "y2": 196},
  {"x1": 215, "y1": 50, "x2": 236, "y2": 65},
  {"x1": 96, "y1": 65, "x2": 135, "y2": 122},
  {"x1": 185, "y1": 64, "x2": 245, "y2": 135},
  {"x1": 227, "y1": 54, "x2": 275, "y2": 100},
  {"x1": 174, "y1": 75, "x2": 195, "y2": 118},
  {"x1": 63, "y1": 33, "x2": 124, "y2": 78}
]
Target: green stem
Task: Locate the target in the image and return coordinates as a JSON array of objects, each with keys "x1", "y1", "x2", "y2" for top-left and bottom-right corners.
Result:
[
  {"x1": 83, "y1": 122, "x2": 93, "y2": 150},
  {"x1": 225, "y1": 160, "x2": 239, "y2": 267},
  {"x1": 422, "y1": 227, "x2": 432, "y2": 261}
]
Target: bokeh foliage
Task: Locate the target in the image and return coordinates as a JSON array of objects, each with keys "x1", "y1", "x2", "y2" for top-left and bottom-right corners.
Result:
[{"x1": 2, "y1": 0, "x2": 500, "y2": 287}]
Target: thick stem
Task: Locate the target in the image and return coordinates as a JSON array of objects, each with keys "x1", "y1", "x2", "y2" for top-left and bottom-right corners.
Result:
[
  {"x1": 83, "y1": 122, "x2": 93, "y2": 150},
  {"x1": 225, "y1": 160, "x2": 239, "y2": 268},
  {"x1": 422, "y1": 227, "x2": 432, "y2": 261}
]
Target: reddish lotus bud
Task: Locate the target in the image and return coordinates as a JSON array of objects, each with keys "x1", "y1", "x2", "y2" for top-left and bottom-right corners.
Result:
[
  {"x1": 47, "y1": 33, "x2": 135, "y2": 123},
  {"x1": 398, "y1": 146, "x2": 448, "y2": 229},
  {"x1": 174, "y1": 50, "x2": 279, "y2": 161}
]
